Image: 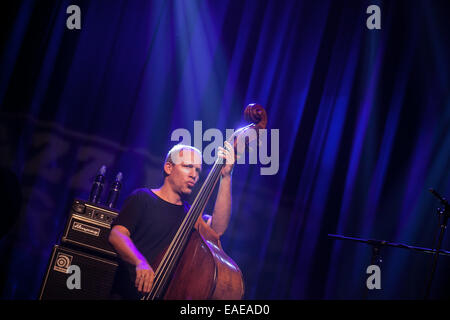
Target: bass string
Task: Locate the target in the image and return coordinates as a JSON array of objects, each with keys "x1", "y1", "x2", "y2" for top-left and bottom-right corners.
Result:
[{"x1": 145, "y1": 159, "x2": 225, "y2": 299}]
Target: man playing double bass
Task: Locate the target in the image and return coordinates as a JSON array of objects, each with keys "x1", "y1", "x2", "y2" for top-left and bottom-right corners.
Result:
[{"x1": 108, "y1": 142, "x2": 235, "y2": 299}]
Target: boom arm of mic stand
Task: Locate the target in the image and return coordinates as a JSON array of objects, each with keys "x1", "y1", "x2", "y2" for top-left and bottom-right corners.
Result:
[{"x1": 328, "y1": 234, "x2": 450, "y2": 257}]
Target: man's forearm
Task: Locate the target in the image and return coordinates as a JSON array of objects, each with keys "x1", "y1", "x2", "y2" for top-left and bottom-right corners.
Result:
[
  {"x1": 109, "y1": 228, "x2": 147, "y2": 266},
  {"x1": 109, "y1": 226, "x2": 155, "y2": 293},
  {"x1": 211, "y1": 175, "x2": 232, "y2": 236}
]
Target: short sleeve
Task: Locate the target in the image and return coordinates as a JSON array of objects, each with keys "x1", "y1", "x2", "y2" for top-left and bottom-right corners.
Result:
[{"x1": 112, "y1": 189, "x2": 147, "y2": 235}]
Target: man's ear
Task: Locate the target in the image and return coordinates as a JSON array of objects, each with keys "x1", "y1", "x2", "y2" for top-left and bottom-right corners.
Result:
[{"x1": 164, "y1": 161, "x2": 173, "y2": 176}]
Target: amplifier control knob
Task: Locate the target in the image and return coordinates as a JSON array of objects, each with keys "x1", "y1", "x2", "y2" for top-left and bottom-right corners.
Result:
[{"x1": 72, "y1": 203, "x2": 85, "y2": 214}]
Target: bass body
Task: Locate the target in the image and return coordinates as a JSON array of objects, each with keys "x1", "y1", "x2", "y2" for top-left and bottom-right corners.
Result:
[{"x1": 153, "y1": 216, "x2": 244, "y2": 299}]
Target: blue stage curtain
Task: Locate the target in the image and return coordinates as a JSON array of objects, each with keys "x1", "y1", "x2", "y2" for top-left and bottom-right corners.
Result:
[{"x1": 0, "y1": 0, "x2": 449, "y2": 299}]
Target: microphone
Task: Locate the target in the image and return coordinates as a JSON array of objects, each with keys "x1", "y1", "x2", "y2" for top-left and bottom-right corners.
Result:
[
  {"x1": 106, "y1": 172, "x2": 123, "y2": 209},
  {"x1": 89, "y1": 165, "x2": 106, "y2": 204},
  {"x1": 429, "y1": 188, "x2": 449, "y2": 210}
]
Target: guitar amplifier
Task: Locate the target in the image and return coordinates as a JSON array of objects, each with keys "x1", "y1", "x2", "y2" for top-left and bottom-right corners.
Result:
[
  {"x1": 39, "y1": 245, "x2": 118, "y2": 300},
  {"x1": 61, "y1": 199, "x2": 119, "y2": 257}
]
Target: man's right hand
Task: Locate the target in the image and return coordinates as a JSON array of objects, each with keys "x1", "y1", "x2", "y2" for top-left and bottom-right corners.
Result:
[
  {"x1": 135, "y1": 260, "x2": 155, "y2": 293},
  {"x1": 109, "y1": 225, "x2": 156, "y2": 295}
]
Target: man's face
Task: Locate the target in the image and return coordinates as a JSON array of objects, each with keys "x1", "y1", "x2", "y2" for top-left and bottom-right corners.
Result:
[{"x1": 165, "y1": 149, "x2": 202, "y2": 196}]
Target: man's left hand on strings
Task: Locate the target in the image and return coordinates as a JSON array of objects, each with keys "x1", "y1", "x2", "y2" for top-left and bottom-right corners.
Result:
[{"x1": 218, "y1": 141, "x2": 235, "y2": 178}]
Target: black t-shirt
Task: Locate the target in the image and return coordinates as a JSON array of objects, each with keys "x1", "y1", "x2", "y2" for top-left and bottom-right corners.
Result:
[{"x1": 110, "y1": 188, "x2": 190, "y2": 299}]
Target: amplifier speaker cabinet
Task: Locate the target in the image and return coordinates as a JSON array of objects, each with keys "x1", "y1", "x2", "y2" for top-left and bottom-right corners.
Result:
[
  {"x1": 61, "y1": 199, "x2": 119, "y2": 257},
  {"x1": 39, "y1": 245, "x2": 118, "y2": 300}
]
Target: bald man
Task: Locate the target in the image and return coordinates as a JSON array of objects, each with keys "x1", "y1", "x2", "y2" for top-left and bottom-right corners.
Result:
[{"x1": 109, "y1": 143, "x2": 234, "y2": 299}]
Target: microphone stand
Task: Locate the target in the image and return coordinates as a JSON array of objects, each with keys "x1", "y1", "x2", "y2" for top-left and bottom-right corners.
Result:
[
  {"x1": 328, "y1": 188, "x2": 450, "y2": 299},
  {"x1": 424, "y1": 189, "x2": 450, "y2": 299},
  {"x1": 328, "y1": 233, "x2": 450, "y2": 299}
]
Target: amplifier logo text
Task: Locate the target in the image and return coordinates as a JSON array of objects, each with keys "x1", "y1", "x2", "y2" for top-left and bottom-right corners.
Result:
[{"x1": 72, "y1": 222, "x2": 100, "y2": 237}]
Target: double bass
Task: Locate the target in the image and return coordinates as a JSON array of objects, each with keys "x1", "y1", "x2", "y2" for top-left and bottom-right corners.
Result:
[{"x1": 142, "y1": 104, "x2": 268, "y2": 300}]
